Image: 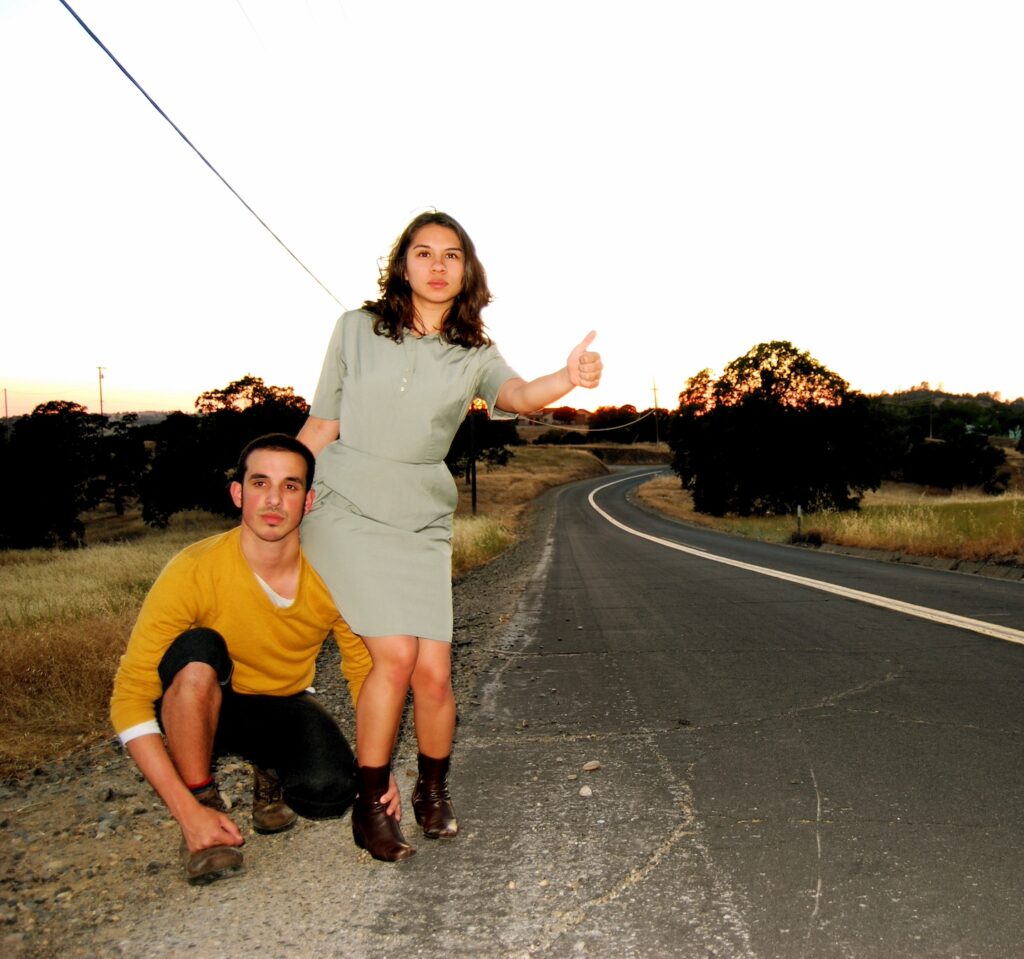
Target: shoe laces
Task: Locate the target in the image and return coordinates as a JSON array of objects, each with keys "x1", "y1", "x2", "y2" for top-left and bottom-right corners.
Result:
[{"x1": 254, "y1": 767, "x2": 284, "y2": 805}]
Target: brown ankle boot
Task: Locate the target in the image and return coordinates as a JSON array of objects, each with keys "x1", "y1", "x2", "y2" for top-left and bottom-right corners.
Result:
[
  {"x1": 351, "y1": 764, "x2": 415, "y2": 862},
  {"x1": 180, "y1": 782, "x2": 243, "y2": 884},
  {"x1": 252, "y1": 766, "x2": 297, "y2": 834},
  {"x1": 412, "y1": 753, "x2": 458, "y2": 839}
]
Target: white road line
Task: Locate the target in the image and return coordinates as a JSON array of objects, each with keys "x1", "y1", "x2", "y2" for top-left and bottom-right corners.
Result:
[{"x1": 588, "y1": 474, "x2": 1024, "y2": 647}]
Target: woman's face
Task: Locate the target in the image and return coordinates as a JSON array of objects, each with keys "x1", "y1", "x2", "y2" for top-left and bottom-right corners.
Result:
[{"x1": 404, "y1": 224, "x2": 465, "y2": 316}]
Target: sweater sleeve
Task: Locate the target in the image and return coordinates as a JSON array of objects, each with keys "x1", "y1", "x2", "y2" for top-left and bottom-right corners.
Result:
[
  {"x1": 334, "y1": 617, "x2": 372, "y2": 706},
  {"x1": 109, "y1": 551, "x2": 202, "y2": 738}
]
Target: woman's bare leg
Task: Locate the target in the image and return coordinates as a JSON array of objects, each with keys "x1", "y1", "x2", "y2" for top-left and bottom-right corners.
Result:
[
  {"x1": 409, "y1": 638, "x2": 458, "y2": 838},
  {"x1": 410, "y1": 638, "x2": 455, "y2": 757},
  {"x1": 356, "y1": 635, "x2": 418, "y2": 765},
  {"x1": 350, "y1": 635, "x2": 419, "y2": 861}
]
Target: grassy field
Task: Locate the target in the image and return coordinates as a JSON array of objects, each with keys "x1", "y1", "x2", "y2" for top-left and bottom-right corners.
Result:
[
  {"x1": 0, "y1": 511, "x2": 235, "y2": 774},
  {"x1": 0, "y1": 448, "x2": 608, "y2": 775},
  {"x1": 637, "y1": 476, "x2": 1024, "y2": 566}
]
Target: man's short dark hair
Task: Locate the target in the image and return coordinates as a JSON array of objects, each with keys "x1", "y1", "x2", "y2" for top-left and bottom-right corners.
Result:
[{"x1": 234, "y1": 434, "x2": 316, "y2": 492}]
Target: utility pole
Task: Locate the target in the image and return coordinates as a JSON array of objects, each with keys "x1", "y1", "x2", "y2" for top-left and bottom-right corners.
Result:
[
  {"x1": 97, "y1": 366, "x2": 105, "y2": 415},
  {"x1": 469, "y1": 410, "x2": 478, "y2": 515},
  {"x1": 652, "y1": 378, "x2": 660, "y2": 445}
]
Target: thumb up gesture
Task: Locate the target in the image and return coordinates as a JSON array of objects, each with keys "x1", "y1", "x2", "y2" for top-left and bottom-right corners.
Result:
[{"x1": 567, "y1": 331, "x2": 603, "y2": 390}]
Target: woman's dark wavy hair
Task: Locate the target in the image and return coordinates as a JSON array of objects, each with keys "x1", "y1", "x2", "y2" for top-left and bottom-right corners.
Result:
[{"x1": 362, "y1": 211, "x2": 493, "y2": 348}]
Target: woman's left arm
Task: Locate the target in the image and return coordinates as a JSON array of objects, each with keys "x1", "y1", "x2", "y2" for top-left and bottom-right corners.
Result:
[
  {"x1": 297, "y1": 415, "x2": 340, "y2": 458},
  {"x1": 496, "y1": 331, "x2": 603, "y2": 414}
]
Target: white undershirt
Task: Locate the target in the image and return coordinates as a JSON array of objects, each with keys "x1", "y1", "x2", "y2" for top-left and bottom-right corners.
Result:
[{"x1": 255, "y1": 573, "x2": 294, "y2": 609}]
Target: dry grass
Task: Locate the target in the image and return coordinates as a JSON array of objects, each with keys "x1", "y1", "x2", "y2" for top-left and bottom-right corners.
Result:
[
  {"x1": 0, "y1": 512, "x2": 233, "y2": 775},
  {"x1": 637, "y1": 474, "x2": 1024, "y2": 565},
  {"x1": 0, "y1": 514, "x2": 233, "y2": 629},
  {"x1": 452, "y1": 515, "x2": 517, "y2": 578},
  {"x1": 812, "y1": 494, "x2": 1024, "y2": 562},
  {"x1": 454, "y1": 446, "x2": 608, "y2": 529},
  {"x1": 0, "y1": 450, "x2": 606, "y2": 775},
  {"x1": 451, "y1": 446, "x2": 607, "y2": 576},
  {"x1": 0, "y1": 613, "x2": 136, "y2": 771}
]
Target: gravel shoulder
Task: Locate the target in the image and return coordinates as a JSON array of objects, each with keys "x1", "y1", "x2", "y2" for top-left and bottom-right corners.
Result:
[{"x1": 0, "y1": 494, "x2": 555, "y2": 959}]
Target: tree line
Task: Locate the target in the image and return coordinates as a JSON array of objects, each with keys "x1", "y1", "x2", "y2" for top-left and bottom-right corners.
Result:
[
  {"x1": 535, "y1": 343, "x2": 1021, "y2": 518},
  {"x1": 536, "y1": 345, "x2": 1015, "y2": 515},
  {"x1": 0, "y1": 375, "x2": 517, "y2": 550},
  {"x1": 666, "y1": 342, "x2": 1022, "y2": 517},
  {"x1": 2, "y1": 351, "x2": 1021, "y2": 549}
]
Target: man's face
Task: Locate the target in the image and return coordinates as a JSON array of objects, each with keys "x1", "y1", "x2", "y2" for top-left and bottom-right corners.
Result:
[{"x1": 229, "y1": 449, "x2": 313, "y2": 543}]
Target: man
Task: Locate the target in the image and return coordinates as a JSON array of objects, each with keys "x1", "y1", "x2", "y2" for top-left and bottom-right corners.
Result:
[{"x1": 110, "y1": 433, "x2": 393, "y2": 883}]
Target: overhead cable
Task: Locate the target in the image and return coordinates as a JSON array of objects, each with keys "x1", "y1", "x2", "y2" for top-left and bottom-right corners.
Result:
[
  {"x1": 56, "y1": 0, "x2": 344, "y2": 308},
  {"x1": 517, "y1": 408, "x2": 659, "y2": 433}
]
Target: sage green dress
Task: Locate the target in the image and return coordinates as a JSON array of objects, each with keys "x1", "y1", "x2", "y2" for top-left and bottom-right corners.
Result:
[{"x1": 301, "y1": 310, "x2": 518, "y2": 642}]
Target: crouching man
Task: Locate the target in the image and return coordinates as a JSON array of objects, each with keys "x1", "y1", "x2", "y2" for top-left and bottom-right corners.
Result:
[{"x1": 109, "y1": 433, "x2": 396, "y2": 883}]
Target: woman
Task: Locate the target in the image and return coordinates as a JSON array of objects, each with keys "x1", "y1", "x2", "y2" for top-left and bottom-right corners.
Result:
[{"x1": 298, "y1": 211, "x2": 602, "y2": 861}]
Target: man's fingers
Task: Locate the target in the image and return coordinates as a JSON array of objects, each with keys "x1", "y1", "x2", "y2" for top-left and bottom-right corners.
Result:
[{"x1": 219, "y1": 814, "x2": 244, "y2": 843}]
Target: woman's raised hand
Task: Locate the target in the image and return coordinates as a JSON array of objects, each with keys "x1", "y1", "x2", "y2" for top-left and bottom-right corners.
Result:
[{"x1": 567, "y1": 331, "x2": 603, "y2": 389}]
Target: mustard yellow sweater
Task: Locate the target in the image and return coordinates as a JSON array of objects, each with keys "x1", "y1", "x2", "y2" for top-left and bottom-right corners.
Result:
[{"x1": 110, "y1": 528, "x2": 370, "y2": 741}]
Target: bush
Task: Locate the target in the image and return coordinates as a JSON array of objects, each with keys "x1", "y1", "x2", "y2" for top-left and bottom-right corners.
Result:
[
  {"x1": 901, "y1": 433, "x2": 1006, "y2": 491},
  {"x1": 671, "y1": 394, "x2": 884, "y2": 516},
  {"x1": 534, "y1": 429, "x2": 587, "y2": 445}
]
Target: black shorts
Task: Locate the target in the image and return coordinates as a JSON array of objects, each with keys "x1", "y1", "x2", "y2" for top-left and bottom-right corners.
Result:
[{"x1": 157, "y1": 627, "x2": 356, "y2": 819}]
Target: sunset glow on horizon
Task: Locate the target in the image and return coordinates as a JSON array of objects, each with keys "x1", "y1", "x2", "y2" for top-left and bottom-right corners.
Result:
[{"x1": 4, "y1": 1, "x2": 1022, "y2": 421}]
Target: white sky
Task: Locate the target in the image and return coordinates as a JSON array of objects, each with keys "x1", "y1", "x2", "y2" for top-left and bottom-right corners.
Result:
[{"x1": 2, "y1": 0, "x2": 1022, "y2": 418}]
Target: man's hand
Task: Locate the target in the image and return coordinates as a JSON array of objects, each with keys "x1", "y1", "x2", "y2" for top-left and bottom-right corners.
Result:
[
  {"x1": 567, "y1": 331, "x2": 603, "y2": 389},
  {"x1": 380, "y1": 771, "x2": 402, "y2": 820},
  {"x1": 179, "y1": 801, "x2": 245, "y2": 854}
]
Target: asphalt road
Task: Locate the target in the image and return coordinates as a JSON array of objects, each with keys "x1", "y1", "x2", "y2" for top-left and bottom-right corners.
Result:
[{"x1": 93, "y1": 468, "x2": 1024, "y2": 959}]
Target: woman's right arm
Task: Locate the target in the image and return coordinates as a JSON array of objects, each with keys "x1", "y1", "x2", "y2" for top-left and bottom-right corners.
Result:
[{"x1": 297, "y1": 415, "x2": 340, "y2": 458}]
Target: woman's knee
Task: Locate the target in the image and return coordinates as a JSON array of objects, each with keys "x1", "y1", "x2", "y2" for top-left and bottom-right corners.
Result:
[
  {"x1": 364, "y1": 636, "x2": 419, "y2": 689},
  {"x1": 410, "y1": 656, "x2": 453, "y2": 705}
]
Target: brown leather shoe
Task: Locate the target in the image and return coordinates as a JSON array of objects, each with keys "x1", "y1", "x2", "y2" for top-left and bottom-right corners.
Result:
[
  {"x1": 412, "y1": 753, "x2": 458, "y2": 839},
  {"x1": 352, "y1": 764, "x2": 415, "y2": 862},
  {"x1": 181, "y1": 783, "x2": 243, "y2": 883},
  {"x1": 252, "y1": 766, "x2": 298, "y2": 834},
  {"x1": 181, "y1": 842, "x2": 244, "y2": 884}
]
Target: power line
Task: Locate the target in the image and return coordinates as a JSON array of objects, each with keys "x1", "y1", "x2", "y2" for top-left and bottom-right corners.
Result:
[
  {"x1": 56, "y1": 0, "x2": 344, "y2": 308},
  {"x1": 517, "y1": 408, "x2": 659, "y2": 433}
]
